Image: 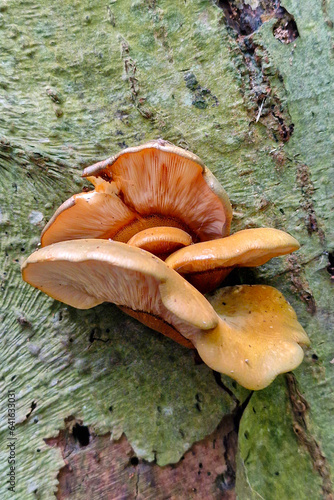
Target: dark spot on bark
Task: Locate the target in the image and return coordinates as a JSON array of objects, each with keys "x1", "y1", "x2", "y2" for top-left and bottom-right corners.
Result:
[
  {"x1": 72, "y1": 423, "x2": 90, "y2": 447},
  {"x1": 215, "y1": 466, "x2": 235, "y2": 492},
  {"x1": 327, "y1": 252, "x2": 334, "y2": 279},
  {"x1": 184, "y1": 71, "x2": 219, "y2": 108},
  {"x1": 25, "y1": 401, "x2": 37, "y2": 420},
  {"x1": 184, "y1": 72, "x2": 198, "y2": 90},
  {"x1": 130, "y1": 456, "x2": 139, "y2": 466},
  {"x1": 273, "y1": 7, "x2": 299, "y2": 44},
  {"x1": 296, "y1": 163, "x2": 325, "y2": 242},
  {"x1": 195, "y1": 393, "x2": 204, "y2": 402}
]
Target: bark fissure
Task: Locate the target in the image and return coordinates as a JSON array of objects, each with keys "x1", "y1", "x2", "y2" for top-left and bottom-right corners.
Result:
[
  {"x1": 285, "y1": 374, "x2": 333, "y2": 498},
  {"x1": 287, "y1": 254, "x2": 317, "y2": 315},
  {"x1": 296, "y1": 163, "x2": 326, "y2": 242},
  {"x1": 217, "y1": 2, "x2": 295, "y2": 143}
]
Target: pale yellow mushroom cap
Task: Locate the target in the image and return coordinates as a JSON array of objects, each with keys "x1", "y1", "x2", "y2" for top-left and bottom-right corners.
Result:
[{"x1": 191, "y1": 285, "x2": 310, "y2": 390}]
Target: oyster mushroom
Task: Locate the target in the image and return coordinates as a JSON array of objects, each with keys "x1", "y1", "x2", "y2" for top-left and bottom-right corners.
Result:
[
  {"x1": 21, "y1": 239, "x2": 309, "y2": 390},
  {"x1": 21, "y1": 239, "x2": 218, "y2": 349},
  {"x1": 41, "y1": 140, "x2": 232, "y2": 254},
  {"x1": 191, "y1": 285, "x2": 310, "y2": 390},
  {"x1": 165, "y1": 228, "x2": 300, "y2": 293}
]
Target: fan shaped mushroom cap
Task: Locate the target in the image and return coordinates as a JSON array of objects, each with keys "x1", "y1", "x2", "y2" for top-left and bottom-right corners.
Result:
[
  {"x1": 22, "y1": 239, "x2": 218, "y2": 348},
  {"x1": 41, "y1": 140, "x2": 232, "y2": 248},
  {"x1": 192, "y1": 285, "x2": 310, "y2": 390},
  {"x1": 165, "y1": 228, "x2": 300, "y2": 293},
  {"x1": 41, "y1": 188, "x2": 137, "y2": 247}
]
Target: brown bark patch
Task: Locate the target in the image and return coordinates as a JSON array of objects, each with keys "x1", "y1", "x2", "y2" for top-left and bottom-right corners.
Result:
[
  {"x1": 46, "y1": 416, "x2": 237, "y2": 500},
  {"x1": 217, "y1": 1, "x2": 297, "y2": 142},
  {"x1": 296, "y1": 163, "x2": 325, "y2": 242}
]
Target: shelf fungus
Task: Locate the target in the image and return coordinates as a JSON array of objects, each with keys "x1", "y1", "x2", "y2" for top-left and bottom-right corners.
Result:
[
  {"x1": 22, "y1": 140, "x2": 310, "y2": 390},
  {"x1": 41, "y1": 139, "x2": 232, "y2": 258},
  {"x1": 165, "y1": 228, "x2": 300, "y2": 293},
  {"x1": 22, "y1": 239, "x2": 218, "y2": 350},
  {"x1": 22, "y1": 240, "x2": 309, "y2": 390}
]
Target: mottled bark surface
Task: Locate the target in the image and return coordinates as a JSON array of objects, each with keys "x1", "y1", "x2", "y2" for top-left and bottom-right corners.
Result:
[{"x1": 0, "y1": 0, "x2": 333, "y2": 499}]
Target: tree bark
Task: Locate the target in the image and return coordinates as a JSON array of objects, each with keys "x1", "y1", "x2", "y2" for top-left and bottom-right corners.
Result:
[{"x1": 0, "y1": 0, "x2": 333, "y2": 498}]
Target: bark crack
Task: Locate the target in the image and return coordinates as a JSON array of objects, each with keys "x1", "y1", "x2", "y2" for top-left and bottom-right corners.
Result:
[
  {"x1": 217, "y1": 1, "x2": 297, "y2": 143},
  {"x1": 287, "y1": 254, "x2": 317, "y2": 315},
  {"x1": 296, "y1": 163, "x2": 326, "y2": 242},
  {"x1": 285, "y1": 373, "x2": 333, "y2": 499}
]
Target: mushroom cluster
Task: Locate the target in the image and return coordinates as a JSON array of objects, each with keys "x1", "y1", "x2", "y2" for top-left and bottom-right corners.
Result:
[{"x1": 22, "y1": 139, "x2": 310, "y2": 390}]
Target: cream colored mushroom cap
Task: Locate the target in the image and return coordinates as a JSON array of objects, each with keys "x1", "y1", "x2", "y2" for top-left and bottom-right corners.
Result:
[{"x1": 21, "y1": 239, "x2": 218, "y2": 335}]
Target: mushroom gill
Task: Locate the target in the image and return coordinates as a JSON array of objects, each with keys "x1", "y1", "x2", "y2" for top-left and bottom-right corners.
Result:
[
  {"x1": 22, "y1": 239, "x2": 218, "y2": 349},
  {"x1": 41, "y1": 140, "x2": 232, "y2": 249}
]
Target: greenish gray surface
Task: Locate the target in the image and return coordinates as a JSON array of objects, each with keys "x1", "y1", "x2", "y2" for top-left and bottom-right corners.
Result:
[
  {"x1": 0, "y1": 0, "x2": 333, "y2": 498},
  {"x1": 236, "y1": 378, "x2": 322, "y2": 500}
]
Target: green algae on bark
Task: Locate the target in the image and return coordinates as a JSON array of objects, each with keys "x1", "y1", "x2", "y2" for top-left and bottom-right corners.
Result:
[{"x1": 0, "y1": 0, "x2": 333, "y2": 498}]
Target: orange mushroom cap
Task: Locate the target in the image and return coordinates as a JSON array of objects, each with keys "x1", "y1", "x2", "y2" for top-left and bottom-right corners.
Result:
[
  {"x1": 165, "y1": 228, "x2": 300, "y2": 293},
  {"x1": 127, "y1": 227, "x2": 192, "y2": 259},
  {"x1": 41, "y1": 140, "x2": 232, "y2": 249},
  {"x1": 21, "y1": 241, "x2": 310, "y2": 390}
]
